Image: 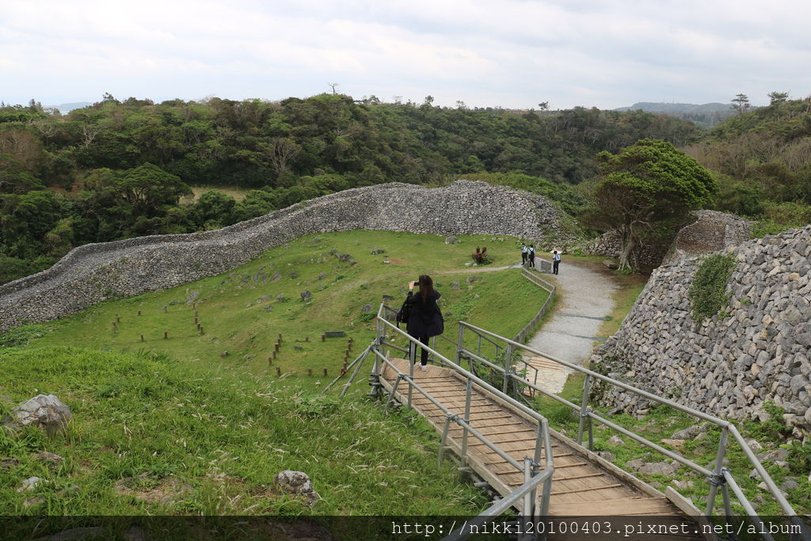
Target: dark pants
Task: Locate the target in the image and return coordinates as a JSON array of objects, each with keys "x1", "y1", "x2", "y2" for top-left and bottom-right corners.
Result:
[
  {"x1": 528, "y1": 256, "x2": 535, "y2": 268},
  {"x1": 553, "y1": 260, "x2": 559, "y2": 274},
  {"x1": 521, "y1": 252, "x2": 527, "y2": 265},
  {"x1": 409, "y1": 335, "x2": 430, "y2": 366}
]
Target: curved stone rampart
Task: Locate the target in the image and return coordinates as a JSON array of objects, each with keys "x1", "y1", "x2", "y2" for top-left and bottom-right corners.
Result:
[
  {"x1": 0, "y1": 181, "x2": 573, "y2": 330},
  {"x1": 592, "y1": 225, "x2": 811, "y2": 434}
]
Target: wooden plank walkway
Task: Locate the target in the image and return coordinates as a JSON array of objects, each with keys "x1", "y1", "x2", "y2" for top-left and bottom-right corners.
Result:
[{"x1": 380, "y1": 358, "x2": 689, "y2": 518}]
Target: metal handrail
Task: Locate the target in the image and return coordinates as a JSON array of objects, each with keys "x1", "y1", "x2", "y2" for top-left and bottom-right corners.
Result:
[
  {"x1": 457, "y1": 320, "x2": 800, "y2": 521},
  {"x1": 442, "y1": 467, "x2": 555, "y2": 541},
  {"x1": 373, "y1": 304, "x2": 555, "y2": 519},
  {"x1": 377, "y1": 315, "x2": 550, "y2": 427},
  {"x1": 461, "y1": 321, "x2": 730, "y2": 427},
  {"x1": 511, "y1": 269, "x2": 556, "y2": 390}
]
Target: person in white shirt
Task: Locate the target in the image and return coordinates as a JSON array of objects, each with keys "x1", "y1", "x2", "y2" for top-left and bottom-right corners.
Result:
[{"x1": 552, "y1": 250, "x2": 561, "y2": 275}]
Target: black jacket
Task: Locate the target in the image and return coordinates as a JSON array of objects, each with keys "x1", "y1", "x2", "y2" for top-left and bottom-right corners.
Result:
[{"x1": 405, "y1": 289, "x2": 443, "y2": 337}]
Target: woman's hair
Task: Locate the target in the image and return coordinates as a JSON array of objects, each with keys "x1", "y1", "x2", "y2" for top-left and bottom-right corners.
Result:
[{"x1": 418, "y1": 274, "x2": 434, "y2": 302}]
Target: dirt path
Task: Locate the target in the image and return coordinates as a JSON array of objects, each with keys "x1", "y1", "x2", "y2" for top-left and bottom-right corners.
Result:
[{"x1": 524, "y1": 259, "x2": 618, "y2": 393}]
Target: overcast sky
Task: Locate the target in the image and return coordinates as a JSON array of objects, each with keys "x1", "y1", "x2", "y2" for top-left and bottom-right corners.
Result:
[{"x1": 2, "y1": 0, "x2": 809, "y2": 110}]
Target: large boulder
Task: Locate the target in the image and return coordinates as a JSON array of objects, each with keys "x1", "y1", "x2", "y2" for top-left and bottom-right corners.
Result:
[{"x1": 4, "y1": 394, "x2": 72, "y2": 436}]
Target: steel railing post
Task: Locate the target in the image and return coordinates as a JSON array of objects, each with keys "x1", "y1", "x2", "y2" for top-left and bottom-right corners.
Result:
[
  {"x1": 408, "y1": 339, "x2": 416, "y2": 409},
  {"x1": 461, "y1": 378, "x2": 473, "y2": 466},
  {"x1": 706, "y1": 426, "x2": 729, "y2": 516},
  {"x1": 577, "y1": 374, "x2": 592, "y2": 446},
  {"x1": 523, "y1": 457, "x2": 534, "y2": 518},
  {"x1": 503, "y1": 344, "x2": 513, "y2": 394},
  {"x1": 439, "y1": 415, "x2": 452, "y2": 467}
]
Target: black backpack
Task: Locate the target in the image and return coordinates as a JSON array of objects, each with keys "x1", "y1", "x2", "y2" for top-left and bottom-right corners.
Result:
[{"x1": 396, "y1": 297, "x2": 411, "y2": 327}]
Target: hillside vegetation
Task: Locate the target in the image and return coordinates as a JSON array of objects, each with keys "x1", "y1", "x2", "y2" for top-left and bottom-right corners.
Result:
[
  {"x1": 686, "y1": 97, "x2": 811, "y2": 234},
  {"x1": 2, "y1": 92, "x2": 811, "y2": 285},
  {"x1": 0, "y1": 95, "x2": 697, "y2": 283}
]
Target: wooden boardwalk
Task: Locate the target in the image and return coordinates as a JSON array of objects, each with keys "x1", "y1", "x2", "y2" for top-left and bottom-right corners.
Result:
[{"x1": 380, "y1": 358, "x2": 688, "y2": 517}]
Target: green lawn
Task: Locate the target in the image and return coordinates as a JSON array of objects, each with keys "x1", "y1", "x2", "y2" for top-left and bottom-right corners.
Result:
[
  {"x1": 1, "y1": 230, "x2": 549, "y2": 535},
  {"x1": 27, "y1": 231, "x2": 542, "y2": 377}
]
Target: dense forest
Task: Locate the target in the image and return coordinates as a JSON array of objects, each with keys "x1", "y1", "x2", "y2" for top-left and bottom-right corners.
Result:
[{"x1": 1, "y1": 92, "x2": 810, "y2": 283}]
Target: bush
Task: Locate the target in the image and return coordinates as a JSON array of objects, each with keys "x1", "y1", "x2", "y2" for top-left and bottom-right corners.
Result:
[
  {"x1": 471, "y1": 246, "x2": 491, "y2": 265},
  {"x1": 689, "y1": 254, "x2": 736, "y2": 322}
]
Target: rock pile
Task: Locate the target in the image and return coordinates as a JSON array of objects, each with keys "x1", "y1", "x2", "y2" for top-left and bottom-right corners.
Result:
[
  {"x1": 591, "y1": 225, "x2": 811, "y2": 435},
  {"x1": 0, "y1": 181, "x2": 574, "y2": 331}
]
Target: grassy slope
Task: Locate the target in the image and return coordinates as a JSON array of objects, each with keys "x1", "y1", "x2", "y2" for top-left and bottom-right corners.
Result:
[
  {"x1": 1, "y1": 230, "x2": 547, "y2": 529},
  {"x1": 27, "y1": 231, "x2": 542, "y2": 376}
]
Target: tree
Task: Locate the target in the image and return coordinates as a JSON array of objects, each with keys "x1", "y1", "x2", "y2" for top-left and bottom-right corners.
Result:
[
  {"x1": 731, "y1": 93, "x2": 750, "y2": 114},
  {"x1": 587, "y1": 139, "x2": 717, "y2": 271},
  {"x1": 768, "y1": 91, "x2": 789, "y2": 106}
]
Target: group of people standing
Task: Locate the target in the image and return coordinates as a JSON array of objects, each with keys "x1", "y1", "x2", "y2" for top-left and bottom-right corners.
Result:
[
  {"x1": 520, "y1": 244, "x2": 536, "y2": 268},
  {"x1": 521, "y1": 243, "x2": 562, "y2": 275}
]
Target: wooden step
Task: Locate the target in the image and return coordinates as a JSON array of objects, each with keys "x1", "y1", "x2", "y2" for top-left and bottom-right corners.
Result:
[{"x1": 549, "y1": 496, "x2": 679, "y2": 516}]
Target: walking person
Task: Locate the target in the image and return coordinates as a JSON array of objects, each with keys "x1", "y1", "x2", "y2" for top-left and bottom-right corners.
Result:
[
  {"x1": 404, "y1": 275, "x2": 444, "y2": 371},
  {"x1": 521, "y1": 243, "x2": 528, "y2": 266},
  {"x1": 552, "y1": 250, "x2": 561, "y2": 275},
  {"x1": 528, "y1": 245, "x2": 536, "y2": 268}
]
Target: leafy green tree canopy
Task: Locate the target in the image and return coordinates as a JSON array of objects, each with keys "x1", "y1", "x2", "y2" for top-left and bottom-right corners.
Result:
[{"x1": 589, "y1": 138, "x2": 717, "y2": 271}]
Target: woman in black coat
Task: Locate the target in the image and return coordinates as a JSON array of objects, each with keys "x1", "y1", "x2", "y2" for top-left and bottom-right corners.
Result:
[{"x1": 405, "y1": 274, "x2": 444, "y2": 371}]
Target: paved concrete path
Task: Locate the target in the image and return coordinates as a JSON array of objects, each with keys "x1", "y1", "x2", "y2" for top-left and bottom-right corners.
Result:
[{"x1": 524, "y1": 260, "x2": 618, "y2": 393}]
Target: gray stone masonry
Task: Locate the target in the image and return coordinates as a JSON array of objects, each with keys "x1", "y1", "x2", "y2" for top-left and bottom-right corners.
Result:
[
  {"x1": 0, "y1": 181, "x2": 574, "y2": 330},
  {"x1": 591, "y1": 225, "x2": 811, "y2": 435}
]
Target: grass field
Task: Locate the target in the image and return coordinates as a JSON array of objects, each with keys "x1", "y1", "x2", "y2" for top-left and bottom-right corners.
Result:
[
  {"x1": 0, "y1": 230, "x2": 549, "y2": 535},
  {"x1": 22, "y1": 231, "x2": 544, "y2": 377}
]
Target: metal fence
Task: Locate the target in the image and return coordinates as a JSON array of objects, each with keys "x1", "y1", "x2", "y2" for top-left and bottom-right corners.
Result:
[
  {"x1": 456, "y1": 321, "x2": 807, "y2": 541},
  {"x1": 512, "y1": 268, "x2": 557, "y2": 345}
]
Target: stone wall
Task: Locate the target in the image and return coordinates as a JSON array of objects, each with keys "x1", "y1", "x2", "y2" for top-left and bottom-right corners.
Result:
[
  {"x1": 585, "y1": 211, "x2": 750, "y2": 271},
  {"x1": 0, "y1": 181, "x2": 574, "y2": 331},
  {"x1": 591, "y1": 225, "x2": 811, "y2": 435}
]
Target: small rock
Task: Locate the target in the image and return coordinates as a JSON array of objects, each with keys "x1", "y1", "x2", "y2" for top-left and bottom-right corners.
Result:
[
  {"x1": 637, "y1": 461, "x2": 679, "y2": 477},
  {"x1": 185, "y1": 290, "x2": 200, "y2": 304},
  {"x1": 23, "y1": 496, "x2": 45, "y2": 509},
  {"x1": 445, "y1": 236, "x2": 459, "y2": 244},
  {"x1": 18, "y1": 476, "x2": 42, "y2": 492},
  {"x1": 672, "y1": 479, "x2": 693, "y2": 491},
  {"x1": 276, "y1": 294, "x2": 287, "y2": 302},
  {"x1": 661, "y1": 439, "x2": 685, "y2": 450},
  {"x1": 36, "y1": 451, "x2": 64, "y2": 465},
  {"x1": 274, "y1": 470, "x2": 320, "y2": 506},
  {"x1": 671, "y1": 424, "x2": 704, "y2": 440},
  {"x1": 1, "y1": 457, "x2": 20, "y2": 470},
  {"x1": 361, "y1": 304, "x2": 373, "y2": 314},
  {"x1": 745, "y1": 439, "x2": 764, "y2": 453},
  {"x1": 595, "y1": 451, "x2": 615, "y2": 462},
  {"x1": 781, "y1": 479, "x2": 800, "y2": 492},
  {"x1": 608, "y1": 435, "x2": 624, "y2": 446},
  {"x1": 300, "y1": 290, "x2": 312, "y2": 302},
  {"x1": 370, "y1": 248, "x2": 386, "y2": 255}
]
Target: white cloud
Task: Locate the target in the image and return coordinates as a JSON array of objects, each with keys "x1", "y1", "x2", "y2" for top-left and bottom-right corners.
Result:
[{"x1": 1, "y1": 0, "x2": 810, "y2": 107}]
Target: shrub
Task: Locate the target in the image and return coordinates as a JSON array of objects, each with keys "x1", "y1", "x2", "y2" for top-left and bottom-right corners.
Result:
[
  {"x1": 689, "y1": 254, "x2": 736, "y2": 322},
  {"x1": 471, "y1": 246, "x2": 491, "y2": 265}
]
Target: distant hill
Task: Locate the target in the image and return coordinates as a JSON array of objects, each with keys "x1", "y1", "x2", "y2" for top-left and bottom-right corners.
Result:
[{"x1": 616, "y1": 102, "x2": 736, "y2": 128}]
